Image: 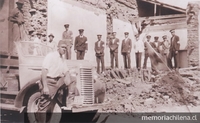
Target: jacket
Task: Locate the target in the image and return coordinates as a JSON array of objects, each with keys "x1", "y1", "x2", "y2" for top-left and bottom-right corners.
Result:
[
  {"x1": 95, "y1": 41, "x2": 104, "y2": 56},
  {"x1": 74, "y1": 35, "x2": 88, "y2": 51},
  {"x1": 121, "y1": 38, "x2": 132, "y2": 53},
  {"x1": 109, "y1": 38, "x2": 119, "y2": 53},
  {"x1": 170, "y1": 35, "x2": 180, "y2": 52}
]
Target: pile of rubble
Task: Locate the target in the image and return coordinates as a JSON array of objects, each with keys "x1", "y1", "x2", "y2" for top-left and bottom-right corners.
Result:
[{"x1": 97, "y1": 67, "x2": 200, "y2": 113}]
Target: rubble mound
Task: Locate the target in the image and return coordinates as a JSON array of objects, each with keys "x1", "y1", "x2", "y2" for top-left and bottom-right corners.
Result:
[{"x1": 99, "y1": 68, "x2": 200, "y2": 113}]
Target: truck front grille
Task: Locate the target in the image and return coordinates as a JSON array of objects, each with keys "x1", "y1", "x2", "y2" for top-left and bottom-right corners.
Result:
[{"x1": 80, "y1": 68, "x2": 94, "y2": 104}]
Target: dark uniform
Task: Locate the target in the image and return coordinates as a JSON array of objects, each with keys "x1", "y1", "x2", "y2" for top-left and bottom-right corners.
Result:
[
  {"x1": 121, "y1": 32, "x2": 132, "y2": 69},
  {"x1": 95, "y1": 35, "x2": 105, "y2": 74},
  {"x1": 74, "y1": 29, "x2": 88, "y2": 60},
  {"x1": 167, "y1": 29, "x2": 180, "y2": 69},
  {"x1": 109, "y1": 32, "x2": 119, "y2": 68}
]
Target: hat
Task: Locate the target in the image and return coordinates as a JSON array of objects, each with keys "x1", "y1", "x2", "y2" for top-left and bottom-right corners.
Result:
[
  {"x1": 154, "y1": 36, "x2": 159, "y2": 39},
  {"x1": 64, "y1": 24, "x2": 69, "y2": 28},
  {"x1": 97, "y1": 34, "x2": 102, "y2": 36},
  {"x1": 29, "y1": 9, "x2": 36, "y2": 13},
  {"x1": 124, "y1": 32, "x2": 129, "y2": 35},
  {"x1": 58, "y1": 40, "x2": 67, "y2": 47},
  {"x1": 146, "y1": 35, "x2": 151, "y2": 38},
  {"x1": 162, "y1": 35, "x2": 167, "y2": 39},
  {"x1": 79, "y1": 29, "x2": 84, "y2": 32},
  {"x1": 48, "y1": 33, "x2": 54, "y2": 38},
  {"x1": 16, "y1": 0, "x2": 24, "y2": 5},
  {"x1": 170, "y1": 29, "x2": 175, "y2": 33}
]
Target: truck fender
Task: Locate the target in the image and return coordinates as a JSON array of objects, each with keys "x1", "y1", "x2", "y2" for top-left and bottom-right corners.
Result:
[{"x1": 14, "y1": 76, "x2": 41, "y2": 109}]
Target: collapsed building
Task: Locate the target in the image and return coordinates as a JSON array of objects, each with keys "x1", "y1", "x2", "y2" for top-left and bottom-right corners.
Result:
[{"x1": 0, "y1": 0, "x2": 200, "y2": 115}]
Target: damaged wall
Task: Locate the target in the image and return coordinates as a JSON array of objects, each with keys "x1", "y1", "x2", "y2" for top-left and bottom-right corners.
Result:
[
  {"x1": 70, "y1": 0, "x2": 139, "y2": 32},
  {"x1": 187, "y1": 1, "x2": 200, "y2": 67}
]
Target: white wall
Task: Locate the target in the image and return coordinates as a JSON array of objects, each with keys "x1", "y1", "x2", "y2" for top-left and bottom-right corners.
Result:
[{"x1": 48, "y1": 0, "x2": 107, "y2": 66}]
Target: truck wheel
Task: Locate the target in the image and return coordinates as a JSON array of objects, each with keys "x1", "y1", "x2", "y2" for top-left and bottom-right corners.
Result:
[
  {"x1": 94, "y1": 80, "x2": 105, "y2": 103},
  {"x1": 27, "y1": 92, "x2": 62, "y2": 123}
]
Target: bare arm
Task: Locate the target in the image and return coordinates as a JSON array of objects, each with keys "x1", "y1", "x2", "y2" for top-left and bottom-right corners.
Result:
[{"x1": 41, "y1": 68, "x2": 49, "y2": 95}]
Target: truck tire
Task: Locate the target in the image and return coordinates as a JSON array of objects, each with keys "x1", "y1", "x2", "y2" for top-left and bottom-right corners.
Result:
[
  {"x1": 27, "y1": 92, "x2": 62, "y2": 123},
  {"x1": 94, "y1": 80, "x2": 105, "y2": 103}
]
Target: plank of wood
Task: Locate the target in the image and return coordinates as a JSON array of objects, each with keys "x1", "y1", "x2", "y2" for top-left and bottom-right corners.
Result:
[{"x1": 0, "y1": 57, "x2": 19, "y2": 67}]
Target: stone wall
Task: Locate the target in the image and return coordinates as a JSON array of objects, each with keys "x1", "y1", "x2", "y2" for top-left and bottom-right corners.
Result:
[
  {"x1": 22, "y1": 0, "x2": 47, "y2": 41},
  {"x1": 22, "y1": 0, "x2": 138, "y2": 42},
  {"x1": 187, "y1": 1, "x2": 200, "y2": 67}
]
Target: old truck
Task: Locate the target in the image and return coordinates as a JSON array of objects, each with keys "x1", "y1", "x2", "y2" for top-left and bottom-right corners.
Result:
[{"x1": 0, "y1": 41, "x2": 105, "y2": 123}]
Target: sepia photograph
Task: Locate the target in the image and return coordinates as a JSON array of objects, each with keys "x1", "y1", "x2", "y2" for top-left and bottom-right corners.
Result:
[{"x1": 0, "y1": 0, "x2": 200, "y2": 123}]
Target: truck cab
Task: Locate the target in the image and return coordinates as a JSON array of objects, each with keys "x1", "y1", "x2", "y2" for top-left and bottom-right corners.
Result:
[{"x1": 0, "y1": 41, "x2": 105, "y2": 123}]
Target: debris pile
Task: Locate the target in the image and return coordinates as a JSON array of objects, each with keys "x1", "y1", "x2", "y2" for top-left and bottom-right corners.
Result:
[{"x1": 98, "y1": 67, "x2": 200, "y2": 113}]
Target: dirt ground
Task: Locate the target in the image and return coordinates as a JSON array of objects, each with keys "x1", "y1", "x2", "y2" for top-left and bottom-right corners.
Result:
[
  {"x1": 95, "y1": 67, "x2": 200, "y2": 113},
  {"x1": 92, "y1": 67, "x2": 200, "y2": 122}
]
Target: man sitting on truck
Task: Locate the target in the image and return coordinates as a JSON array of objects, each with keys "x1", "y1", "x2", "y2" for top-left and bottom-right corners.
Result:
[{"x1": 37, "y1": 40, "x2": 72, "y2": 123}]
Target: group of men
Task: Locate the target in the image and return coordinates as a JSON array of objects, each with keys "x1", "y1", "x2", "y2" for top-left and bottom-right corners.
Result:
[
  {"x1": 94, "y1": 28, "x2": 180, "y2": 74},
  {"x1": 47, "y1": 24, "x2": 180, "y2": 74}
]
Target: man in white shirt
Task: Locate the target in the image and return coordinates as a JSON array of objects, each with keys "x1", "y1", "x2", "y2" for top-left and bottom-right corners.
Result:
[
  {"x1": 134, "y1": 34, "x2": 144, "y2": 71},
  {"x1": 37, "y1": 40, "x2": 72, "y2": 123}
]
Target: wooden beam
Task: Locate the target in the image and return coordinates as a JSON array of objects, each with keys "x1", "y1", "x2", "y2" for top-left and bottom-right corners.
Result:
[
  {"x1": 131, "y1": 14, "x2": 186, "y2": 22},
  {"x1": 146, "y1": 23, "x2": 187, "y2": 31},
  {"x1": 140, "y1": 0, "x2": 185, "y2": 13}
]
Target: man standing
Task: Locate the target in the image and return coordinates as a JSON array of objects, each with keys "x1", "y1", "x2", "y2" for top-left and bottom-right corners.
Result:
[
  {"x1": 134, "y1": 34, "x2": 144, "y2": 71},
  {"x1": 95, "y1": 35, "x2": 105, "y2": 74},
  {"x1": 8, "y1": 0, "x2": 27, "y2": 42},
  {"x1": 160, "y1": 35, "x2": 170, "y2": 63},
  {"x1": 168, "y1": 29, "x2": 180, "y2": 69},
  {"x1": 108, "y1": 32, "x2": 119, "y2": 69},
  {"x1": 143, "y1": 35, "x2": 151, "y2": 69},
  {"x1": 62, "y1": 24, "x2": 73, "y2": 59},
  {"x1": 74, "y1": 29, "x2": 88, "y2": 60},
  {"x1": 37, "y1": 40, "x2": 71, "y2": 123},
  {"x1": 121, "y1": 32, "x2": 132, "y2": 69},
  {"x1": 47, "y1": 33, "x2": 57, "y2": 50},
  {"x1": 151, "y1": 36, "x2": 161, "y2": 53}
]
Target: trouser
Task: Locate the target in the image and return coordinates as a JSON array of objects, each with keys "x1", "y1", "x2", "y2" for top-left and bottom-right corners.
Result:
[
  {"x1": 122, "y1": 52, "x2": 131, "y2": 69},
  {"x1": 96, "y1": 56, "x2": 105, "y2": 74},
  {"x1": 36, "y1": 77, "x2": 67, "y2": 123},
  {"x1": 110, "y1": 52, "x2": 118, "y2": 68},
  {"x1": 66, "y1": 45, "x2": 72, "y2": 59},
  {"x1": 77, "y1": 50, "x2": 85, "y2": 60},
  {"x1": 135, "y1": 52, "x2": 142, "y2": 71},
  {"x1": 167, "y1": 51, "x2": 179, "y2": 69},
  {"x1": 143, "y1": 53, "x2": 149, "y2": 69}
]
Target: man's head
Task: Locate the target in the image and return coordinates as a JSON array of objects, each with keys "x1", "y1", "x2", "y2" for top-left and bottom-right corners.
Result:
[
  {"x1": 154, "y1": 36, "x2": 159, "y2": 42},
  {"x1": 57, "y1": 40, "x2": 67, "y2": 55},
  {"x1": 97, "y1": 34, "x2": 102, "y2": 41},
  {"x1": 124, "y1": 32, "x2": 129, "y2": 38},
  {"x1": 16, "y1": 0, "x2": 24, "y2": 9},
  {"x1": 162, "y1": 35, "x2": 167, "y2": 40},
  {"x1": 170, "y1": 29, "x2": 175, "y2": 36},
  {"x1": 64, "y1": 24, "x2": 69, "y2": 31},
  {"x1": 146, "y1": 35, "x2": 151, "y2": 41},
  {"x1": 112, "y1": 32, "x2": 116, "y2": 38},
  {"x1": 79, "y1": 29, "x2": 84, "y2": 36},
  {"x1": 48, "y1": 33, "x2": 54, "y2": 41}
]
